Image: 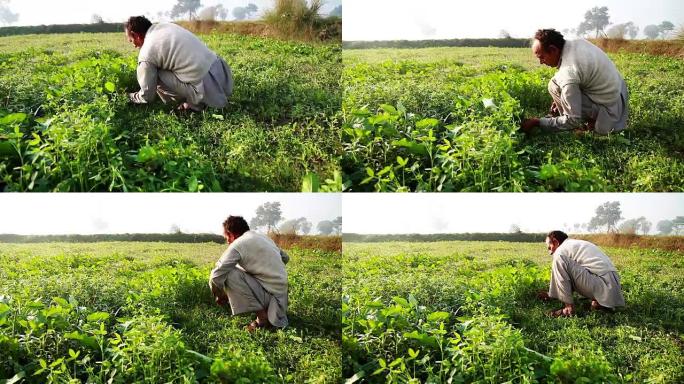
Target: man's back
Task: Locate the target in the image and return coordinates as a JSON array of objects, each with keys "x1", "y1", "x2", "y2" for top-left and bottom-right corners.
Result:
[
  {"x1": 229, "y1": 231, "x2": 288, "y2": 295},
  {"x1": 553, "y1": 239, "x2": 618, "y2": 275},
  {"x1": 138, "y1": 22, "x2": 216, "y2": 84},
  {"x1": 555, "y1": 39, "x2": 622, "y2": 106}
]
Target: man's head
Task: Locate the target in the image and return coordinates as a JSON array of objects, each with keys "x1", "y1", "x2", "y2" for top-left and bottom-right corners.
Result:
[
  {"x1": 222, "y1": 216, "x2": 250, "y2": 244},
  {"x1": 532, "y1": 29, "x2": 565, "y2": 67},
  {"x1": 545, "y1": 230, "x2": 568, "y2": 255},
  {"x1": 124, "y1": 16, "x2": 152, "y2": 49}
]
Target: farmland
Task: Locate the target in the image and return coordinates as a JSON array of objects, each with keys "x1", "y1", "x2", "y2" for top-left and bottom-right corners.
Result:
[
  {"x1": 343, "y1": 241, "x2": 684, "y2": 382},
  {"x1": 342, "y1": 47, "x2": 684, "y2": 191},
  {"x1": 0, "y1": 241, "x2": 341, "y2": 383},
  {"x1": 0, "y1": 32, "x2": 341, "y2": 191}
]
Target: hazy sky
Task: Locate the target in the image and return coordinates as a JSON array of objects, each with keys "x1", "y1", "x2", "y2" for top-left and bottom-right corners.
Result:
[
  {"x1": 343, "y1": 0, "x2": 684, "y2": 40},
  {"x1": 0, "y1": 194, "x2": 341, "y2": 235},
  {"x1": 4, "y1": 0, "x2": 341, "y2": 26},
  {"x1": 343, "y1": 193, "x2": 684, "y2": 235}
]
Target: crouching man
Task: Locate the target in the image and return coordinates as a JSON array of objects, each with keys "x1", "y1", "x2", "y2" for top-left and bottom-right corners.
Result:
[
  {"x1": 209, "y1": 216, "x2": 289, "y2": 331},
  {"x1": 125, "y1": 16, "x2": 233, "y2": 111},
  {"x1": 538, "y1": 230, "x2": 625, "y2": 317}
]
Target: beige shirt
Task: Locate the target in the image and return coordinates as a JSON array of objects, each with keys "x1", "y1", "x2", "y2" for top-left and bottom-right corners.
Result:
[
  {"x1": 210, "y1": 231, "x2": 289, "y2": 297},
  {"x1": 553, "y1": 239, "x2": 618, "y2": 276},
  {"x1": 540, "y1": 39, "x2": 624, "y2": 131},
  {"x1": 131, "y1": 23, "x2": 217, "y2": 103}
]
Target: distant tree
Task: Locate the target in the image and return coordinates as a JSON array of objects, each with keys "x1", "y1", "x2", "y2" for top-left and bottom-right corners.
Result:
[
  {"x1": 169, "y1": 224, "x2": 182, "y2": 234},
  {"x1": 216, "y1": 4, "x2": 228, "y2": 20},
  {"x1": 170, "y1": 0, "x2": 202, "y2": 20},
  {"x1": 278, "y1": 217, "x2": 311, "y2": 235},
  {"x1": 300, "y1": 219, "x2": 312, "y2": 235},
  {"x1": 198, "y1": 6, "x2": 217, "y2": 21},
  {"x1": 249, "y1": 201, "x2": 282, "y2": 232},
  {"x1": 317, "y1": 220, "x2": 334, "y2": 235},
  {"x1": 659, "y1": 21, "x2": 675, "y2": 38},
  {"x1": 577, "y1": 6, "x2": 610, "y2": 38},
  {"x1": 91, "y1": 14, "x2": 104, "y2": 24},
  {"x1": 332, "y1": 216, "x2": 342, "y2": 234},
  {"x1": 587, "y1": 201, "x2": 622, "y2": 233},
  {"x1": 674, "y1": 216, "x2": 684, "y2": 235},
  {"x1": 656, "y1": 220, "x2": 674, "y2": 235},
  {"x1": 625, "y1": 22, "x2": 639, "y2": 39},
  {"x1": 618, "y1": 217, "x2": 651, "y2": 235},
  {"x1": 233, "y1": 3, "x2": 258, "y2": 20},
  {"x1": 643, "y1": 24, "x2": 660, "y2": 39},
  {"x1": 329, "y1": 4, "x2": 341, "y2": 17},
  {"x1": 499, "y1": 29, "x2": 512, "y2": 39},
  {"x1": 0, "y1": 0, "x2": 19, "y2": 26},
  {"x1": 509, "y1": 224, "x2": 522, "y2": 234}
]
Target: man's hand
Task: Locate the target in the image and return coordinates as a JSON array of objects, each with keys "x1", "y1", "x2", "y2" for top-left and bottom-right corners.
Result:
[
  {"x1": 549, "y1": 102, "x2": 560, "y2": 117},
  {"x1": 536, "y1": 290, "x2": 551, "y2": 301},
  {"x1": 520, "y1": 118, "x2": 540, "y2": 133},
  {"x1": 215, "y1": 294, "x2": 228, "y2": 307}
]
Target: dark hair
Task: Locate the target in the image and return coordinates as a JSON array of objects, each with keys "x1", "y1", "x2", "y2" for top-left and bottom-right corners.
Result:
[
  {"x1": 534, "y1": 29, "x2": 565, "y2": 51},
  {"x1": 223, "y1": 216, "x2": 250, "y2": 237},
  {"x1": 547, "y1": 230, "x2": 568, "y2": 245},
  {"x1": 124, "y1": 16, "x2": 152, "y2": 35}
]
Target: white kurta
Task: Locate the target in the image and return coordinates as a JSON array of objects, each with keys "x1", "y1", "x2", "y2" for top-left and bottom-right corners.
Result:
[
  {"x1": 209, "y1": 231, "x2": 289, "y2": 327},
  {"x1": 540, "y1": 39, "x2": 628, "y2": 134},
  {"x1": 548, "y1": 239, "x2": 625, "y2": 308}
]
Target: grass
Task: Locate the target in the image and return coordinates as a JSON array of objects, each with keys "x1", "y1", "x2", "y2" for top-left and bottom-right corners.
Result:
[
  {"x1": 0, "y1": 241, "x2": 341, "y2": 383},
  {"x1": 343, "y1": 240, "x2": 684, "y2": 383},
  {"x1": 0, "y1": 31, "x2": 341, "y2": 192},
  {"x1": 342, "y1": 47, "x2": 684, "y2": 192}
]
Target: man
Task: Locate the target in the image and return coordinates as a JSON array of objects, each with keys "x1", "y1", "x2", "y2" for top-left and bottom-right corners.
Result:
[
  {"x1": 538, "y1": 230, "x2": 625, "y2": 317},
  {"x1": 521, "y1": 29, "x2": 628, "y2": 135},
  {"x1": 209, "y1": 216, "x2": 290, "y2": 331},
  {"x1": 124, "y1": 16, "x2": 233, "y2": 111}
]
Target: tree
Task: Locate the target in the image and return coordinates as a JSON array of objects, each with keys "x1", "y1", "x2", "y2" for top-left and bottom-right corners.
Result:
[
  {"x1": 626, "y1": 22, "x2": 639, "y2": 39},
  {"x1": 509, "y1": 224, "x2": 522, "y2": 234},
  {"x1": 644, "y1": 24, "x2": 660, "y2": 39},
  {"x1": 577, "y1": 6, "x2": 610, "y2": 38},
  {"x1": 332, "y1": 216, "x2": 342, "y2": 234},
  {"x1": 0, "y1": 0, "x2": 18, "y2": 26},
  {"x1": 499, "y1": 29, "x2": 512, "y2": 39},
  {"x1": 618, "y1": 217, "x2": 651, "y2": 235},
  {"x1": 233, "y1": 3, "x2": 258, "y2": 20},
  {"x1": 674, "y1": 216, "x2": 684, "y2": 235},
  {"x1": 216, "y1": 4, "x2": 228, "y2": 20},
  {"x1": 317, "y1": 220, "x2": 334, "y2": 235},
  {"x1": 606, "y1": 22, "x2": 638, "y2": 39},
  {"x1": 170, "y1": 0, "x2": 202, "y2": 20},
  {"x1": 587, "y1": 201, "x2": 622, "y2": 233},
  {"x1": 249, "y1": 201, "x2": 282, "y2": 232},
  {"x1": 198, "y1": 6, "x2": 217, "y2": 21},
  {"x1": 169, "y1": 224, "x2": 182, "y2": 234},
  {"x1": 278, "y1": 217, "x2": 311, "y2": 235},
  {"x1": 656, "y1": 220, "x2": 674, "y2": 235},
  {"x1": 329, "y1": 4, "x2": 341, "y2": 17},
  {"x1": 300, "y1": 219, "x2": 312, "y2": 235},
  {"x1": 659, "y1": 21, "x2": 674, "y2": 38},
  {"x1": 91, "y1": 14, "x2": 104, "y2": 24}
]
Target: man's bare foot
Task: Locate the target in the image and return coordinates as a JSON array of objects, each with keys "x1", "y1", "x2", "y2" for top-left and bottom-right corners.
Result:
[
  {"x1": 549, "y1": 304, "x2": 575, "y2": 317},
  {"x1": 590, "y1": 300, "x2": 612, "y2": 312},
  {"x1": 536, "y1": 291, "x2": 551, "y2": 301},
  {"x1": 177, "y1": 102, "x2": 203, "y2": 112},
  {"x1": 246, "y1": 318, "x2": 273, "y2": 333}
]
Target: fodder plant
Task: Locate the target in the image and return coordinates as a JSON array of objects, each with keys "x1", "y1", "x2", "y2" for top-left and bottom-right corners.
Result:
[
  {"x1": 342, "y1": 47, "x2": 684, "y2": 192},
  {"x1": 0, "y1": 241, "x2": 341, "y2": 382},
  {"x1": 343, "y1": 241, "x2": 684, "y2": 383}
]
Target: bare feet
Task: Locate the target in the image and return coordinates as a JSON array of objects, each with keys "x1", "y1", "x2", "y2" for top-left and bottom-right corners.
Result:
[
  {"x1": 590, "y1": 300, "x2": 612, "y2": 312},
  {"x1": 177, "y1": 102, "x2": 204, "y2": 112},
  {"x1": 246, "y1": 318, "x2": 273, "y2": 333},
  {"x1": 536, "y1": 291, "x2": 551, "y2": 301},
  {"x1": 549, "y1": 304, "x2": 575, "y2": 317}
]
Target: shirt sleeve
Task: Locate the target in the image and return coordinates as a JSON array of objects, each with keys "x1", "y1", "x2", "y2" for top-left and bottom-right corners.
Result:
[
  {"x1": 129, "y1": 61, "x2": 158, "y2": 104},
  {"x1": 280, "y1": 249, "x2": 290, "y2": 265},
  {"x1": 209, "y1": 247, "x2": 241, "y2": 290},
  {"x1": 539, "y1": 83, "x2": 584, "y2": 132}
]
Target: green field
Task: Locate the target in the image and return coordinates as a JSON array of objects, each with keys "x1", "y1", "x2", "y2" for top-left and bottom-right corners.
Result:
[
  {"x1": 342, "y1": 47, "x2": 684, "y2": 192},
  {"x1": 0, "y1": 242, "x2": 341, "y2": 383},
  {"x1": 343, "y1": 241, "x2": 684, "y2": 383},
  {"x1": 0, "y1": 32, "x2": 341, "y2": 191}
]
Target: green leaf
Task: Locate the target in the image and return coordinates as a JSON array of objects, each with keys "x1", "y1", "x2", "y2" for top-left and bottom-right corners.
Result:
[
  {"x1": 86, "y1": 312, "x2": 110, "y2": 322},
  {"x1": 427, "y1": 311, "x2": 450, "y2": 322},
  {"x1": 379, "y1": 104, "x2": 397, "y2": 115},
  {"x1": 301, "y1": 172, "x2": 320, "y2": 192},
  {"x1": 0, "y1": 113, "x2": 27, "y2": 126},
  {"x1": 104, "y1": 82, "x2": 116, "y2": 93},
  {"x1": 415, "y1": 118, "x2": 440, "y2": 130},
  {"x1": 392, "y1": 296, "x2": 409, "y2": 307},
  {"x1": 211, "y1": 114, "x2": 224, "y2": 120},
  {"x1": 52, "y1": 297, "x2": 70, "y2": 308},
  {"x1": 188, "y1": 176, "x2": 199, "y2": 192}
]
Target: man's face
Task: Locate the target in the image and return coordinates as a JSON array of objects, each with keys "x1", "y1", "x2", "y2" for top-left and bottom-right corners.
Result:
[
  {"x1": 126, "y1": 28, "x2": 144, "y2": 49},
  {"x1": 532, "y1": 39, "x2": 561, "y2": 67},
  {"x1": 545, "y1": 237, "x2": 559, "y2": 255}
]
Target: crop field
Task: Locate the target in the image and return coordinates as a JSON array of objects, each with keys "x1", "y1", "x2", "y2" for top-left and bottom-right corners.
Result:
[
  {"x1": 0, "y1": 32, "x2": 341, "y2": 191},
  {"x1": 342, "y1": 47, "x2": 684, "y2": 192},
  {"x1": 343, "y1": 241, "x2": 684, "y2": 383},
  {"x1": 0, "y1": 242, "x2": 341, "y2": 383}
]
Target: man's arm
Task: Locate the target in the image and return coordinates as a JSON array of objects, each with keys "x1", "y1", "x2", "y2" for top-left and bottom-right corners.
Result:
[
  {"x1": 208, "y1": 248, "x2": 241, "y2": 304},
  {"x1": 280, "y1": 249, "x2": 290, "y2": 265},
  {"x1": 129, "y1": 61, "x2": 158, "y2": 104},
  {"x1": 538, "y1": 83, "x2": 585, "y2": 132}
]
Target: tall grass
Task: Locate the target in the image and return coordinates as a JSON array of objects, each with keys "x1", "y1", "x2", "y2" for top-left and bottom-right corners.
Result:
[{"x1": 263, "y1": 0, "x2": 327, "y2": 41}]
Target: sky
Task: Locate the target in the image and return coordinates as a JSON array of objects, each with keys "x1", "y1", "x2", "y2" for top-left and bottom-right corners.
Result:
[
  {"x1": 0, "y1": 193, "x2": 341, "y2": 235},
  {"x1": 343, "y1": 0, "x2": 684, "y2": 40},
  {"x1": 343, "y1": 193, "x2": 684, "y2": 235},
  {"x1": 2, "y1": 0, "x2": 341, "y2": 26}
]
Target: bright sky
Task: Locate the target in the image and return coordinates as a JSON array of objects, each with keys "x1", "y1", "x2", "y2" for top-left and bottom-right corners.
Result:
[
  {"x1": 0, "y1": 194, "x2": 341, "y2": 235},
  {"x1": 343, "y1": 0, "x2": 684, "y2": 40},
  {"x1": 4, "y1": 0, "x2": 341, "y2": 26},
  {"x1": 343, "y1": 193, "x2": 684, "y2": 235}
]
